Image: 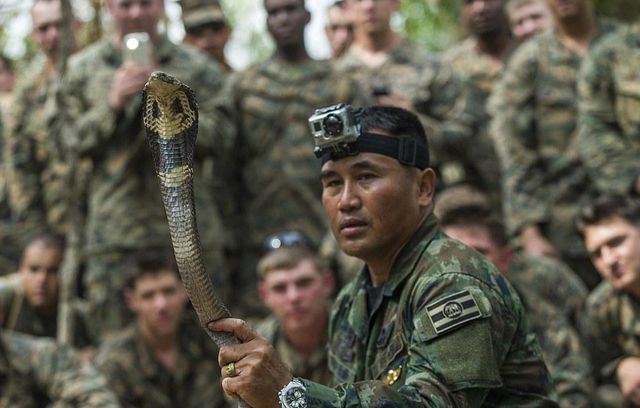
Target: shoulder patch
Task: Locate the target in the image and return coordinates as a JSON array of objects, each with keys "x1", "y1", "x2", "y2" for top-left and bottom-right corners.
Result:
[{"x1": 426, "y1": 290, "x2": 482, "y2": 335}]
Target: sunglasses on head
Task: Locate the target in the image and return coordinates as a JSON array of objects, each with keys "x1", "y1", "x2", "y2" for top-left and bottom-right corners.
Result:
[{"x1": 263, "y1": 230, "x2": 313, "y2": 253}]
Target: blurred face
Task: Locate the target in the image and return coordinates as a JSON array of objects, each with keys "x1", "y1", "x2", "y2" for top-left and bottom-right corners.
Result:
[
  {"x1": 509, "y1": 0, "x2": 551, "y2": 41},
  {"x1": 443, "y1": 224, "x2": 510, "y2": 273},
  {"x1": 184, "y1": 21, "x2": 230, "y2": 62},
  {"x1": 545, "y1": 0, "x2": 587, "y2": 20},
  {"x1": 462, "y1": 0, "x2": 507, "y2": 36},
  {"x1": 126, "y1": 271, "x2": 188, "y2": 339},
  {"x1": 108, "y1": 0, "x2": 164, "y2": 39},
  {"x1": 265, "y1": 0, "x2": 310, "y2": 49},
  {"x1": 259, "y1": 260, "x2": 333, "y2": 333},
  {"x1": 31, "y1": 0, "x2": 63, "y2": 59},
  {"x1": 325, "y1": 5, "x2": 354, "y2": 58},
  {"x1": 19, "y1": 243, "x2": 62, "y2": 311},
  {"x1": 321, "y1": 144, "x2": 434, "y2": 266},
  {"x1": 347, "y1": 0, "x2": 399, "y2": 36},
  {"x1": 584, "y1": 217, "x2": 640, "y2": 297}
]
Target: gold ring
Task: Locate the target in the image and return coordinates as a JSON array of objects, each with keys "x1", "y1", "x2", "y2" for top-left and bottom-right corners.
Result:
[{"x1": 224, "y1": 362, "x2": 237, "y2": 377}]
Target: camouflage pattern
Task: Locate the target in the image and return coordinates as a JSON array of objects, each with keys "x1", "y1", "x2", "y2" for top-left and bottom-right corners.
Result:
[
  {"x1": 299, "y1": 214, "x2": 555, "y2": 406},
  {"x1": 217, "y1": 56, "x2": 368, "y2": 317},
  {"x1": 256, "y1": 314, "x2": 332, "y2": 386},
  {"x1": 488, "y1": 21, "x2": 618, "y2": 280},
  {"x1": 580, "y1": 281, "x2": 640, "y2": 383},
  {"x1": 59, "y1": 36, "x2": 229, "y2": 337},
  {"x1": 0, "y1": 107, "x2": 17, "y2": 276},
  {"x1": 94, "y1": 319, "x2": 227, "y2": 408},
  {"x1": 336, "y1": 39, "x2": 480, "y2": 186},
  {"x1": 0, "y1": 273, "x2": 92, "y2": 347},
  {"x1": 507, "y1": 253, "x2": 588, "y2": 327},
  {"x1": 516, "y1": 284, "x2": 595, "y2": 407},
  {"x1": 577, "y1": 21, "x2": 640, "y2": 194},
  {"x1": 0, "y1": 330, "x2": 119, "y2": 407},
  {"x1": 442, "y1": 38, "x2": 505, "y2": 202}
]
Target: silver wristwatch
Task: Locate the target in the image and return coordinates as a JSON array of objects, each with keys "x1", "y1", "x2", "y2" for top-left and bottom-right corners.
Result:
[{"x1": 278, "y1": 378, "x2": 308, "y2": 408}]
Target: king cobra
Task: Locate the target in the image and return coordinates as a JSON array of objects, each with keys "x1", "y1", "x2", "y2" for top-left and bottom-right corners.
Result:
[{"x1": 143, "y1": 72, "x2": 247, "y2": 407}]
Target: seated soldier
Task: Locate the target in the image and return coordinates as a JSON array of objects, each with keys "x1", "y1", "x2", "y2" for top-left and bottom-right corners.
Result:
[
  {"x1": 0, "y1": 328, "x2": 119, "y2": 407},
  {"x1": 255, "y1": 231, "x2": 335, "y2": 386},
  {"x1": 578, "y1": 195, "x2": 640, "y2": 407},
  {"x1": 0, "y1": 233, "x2": 92, "y2": 347},
  {"x1": 94, "y1": 247, "x2": 227, "y2": 408},
  {"x1": 436, "y1": 190, "x2": 595, "y2": 407}
]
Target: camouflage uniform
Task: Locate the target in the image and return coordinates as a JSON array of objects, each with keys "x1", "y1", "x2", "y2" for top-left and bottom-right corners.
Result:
[
  {"x1": 507, "y1": 253, "x2": 588, "y2": 327},
  {"x1": 0, "y1": 273, "x2": 92, "y2": 347},
  {"x1": 488, "y1": 22, "x2": 618, "y2": 288},
  {"x1": 299, "y1": 215, "x2": 555, "y2": 406},
  {"x1": 442, "y1": 38, "x2": 506, "y2": 202},
  {"x1": 0, "y1": 330, "x2": 119, "y2": 407},
  {"x1": 0, "y1": 107, "x2": 15, "y2": 276},
  {"x1": 336, "y1": 39, "x2": 479, "y2": 186},
  {"x1": 217, "y1": 56, "x2": 368, "y2": 317},
  {"x1": 59, "y1": 36, "x2": 228, "y2": 337},
  {"x1": 516, "y1": 284, "x2": 595, "y2": 407},
  {"x1": 256, "y1": 314, "x2": 332, "y2": 386},
  {"x1": 577, "y1": 21, "x2": 640, "y2": 194},
  {"x1": 95, "y1": 319, "x2": 226, "y2": 408}
]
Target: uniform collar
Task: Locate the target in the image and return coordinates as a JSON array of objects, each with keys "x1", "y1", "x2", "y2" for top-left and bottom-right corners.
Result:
[{"x1": 134, "y1": 321, "x2": 192, "y2": 381}]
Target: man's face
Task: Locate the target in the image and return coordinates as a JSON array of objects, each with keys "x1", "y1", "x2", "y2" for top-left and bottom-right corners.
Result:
[
  {"x1": 184, "y1": 21, "x2": 230, "y2": 62},
  {"x1": 545, "y1": 0, "x2": 587, "y2": 20},
  {"x1": 321, "y1": 146, "x2": 434, "y2": 263},
  {"x1": 443, "y1": 224, "x2": 510, "y2": 273},
  {"x1": 508, "y1": 0, "x2": 551, "y2": 41},
  {"x1": 19, "y1": 243, "x2": 62, "y2": 311},
  {"x1": 108, "y1": 0, "x2": 164, "y2": 39},
  {"x1": 259, "y1": 259, "x2": 333, "y2": 334},
  {"x1": 347, "y1": 0, "x2": 399, "y2": 36},
  {"x1": 325, "y1": 5, "x2": 354, "y2": 58},
  {"x1": 584, "y1": 217, "x2": 640, "y2": 296},
  {"x1": 462, "y1": 0, "x2": 507, "y2": 36},
  {"x1": 31, "y1": 0, "x2": 63, "y2": 59},
  {"x1": 126, "y1": 271, "x2": 188, "y2": 339},
  {"x1": 264, "y1": 0, "x2": 310, "y2": 49}
]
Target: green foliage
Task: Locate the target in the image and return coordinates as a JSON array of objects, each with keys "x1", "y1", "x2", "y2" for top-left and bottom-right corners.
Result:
[
  {"x1": 594, "y1": 0, "x2": 640, "y2": 21},
  {"x1": 397, "y1": 0, "x2": 462, "y2": 51}
]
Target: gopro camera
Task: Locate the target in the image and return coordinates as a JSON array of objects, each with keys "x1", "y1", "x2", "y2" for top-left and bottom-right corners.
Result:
[{"x1": 308, "y1": 104, "x2": 360, "y2": 156}]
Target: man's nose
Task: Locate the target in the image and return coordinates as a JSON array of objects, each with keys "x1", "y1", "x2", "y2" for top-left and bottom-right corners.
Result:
[{"x1": 337, "y1": 181, "x2": 361, "y2": 211}]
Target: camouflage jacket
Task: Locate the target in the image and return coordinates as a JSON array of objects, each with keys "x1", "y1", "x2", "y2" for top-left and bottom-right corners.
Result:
[
  {"x1": 0, "y1": 330, "x2": 119, "y2": 407},
  {"x1": 95, "y1": 319, "x2": 226, "y2": 408},
  {"x1": 507, "y1": 253, "x2": 588, "y2": 327},
  {"x1": 300, "y1": 214, "x2": 555, "y2": 407},
  {"x1": 516, "y1": 285, "x2": 595, "y2": 408},
  {"x1": 577, "y1": 21, "x2": 640, "y2": 194},
  {"x1": 256, "y1": 314, "x2": 332, "y2": 386},
  {"x1": 580, "y1": 281, "x2": 640, "y2": 382},
  {"x1": 489, "y1": 21, "x2": 618, "y2": 256}
]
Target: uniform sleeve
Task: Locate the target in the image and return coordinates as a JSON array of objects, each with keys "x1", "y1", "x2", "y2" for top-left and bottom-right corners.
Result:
[
  {"x1": 94, "y1": 348, "x2": 138, "y2": 408},
  {"x1": 488, "y1": 42, "x2": 549, "y2": 236},
  {"x1": 577, "y1": 39, "x2": 640, "y2": 194}
]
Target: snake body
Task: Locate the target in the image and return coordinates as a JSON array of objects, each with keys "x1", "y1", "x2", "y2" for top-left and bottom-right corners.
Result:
[{"x1": 142, "y1": 72, "x2": 238, "y2": 348}]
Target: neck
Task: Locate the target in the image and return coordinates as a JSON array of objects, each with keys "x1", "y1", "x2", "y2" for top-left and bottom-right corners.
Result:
[
  {"x1": 46, "y1": 56, "x2": 59, "y2": 77},
  {"x1": 275, "y1": 43, "x2": 310, "y2": 63},
  {"x1": 139, "y1": 321, "x2": 178, "y2": 352},
  {"x1": 555, "y1": 8, "x2": 598, "y2": 52},
  {"x1": 283, "y1": 312, "x2": 328, "y2": 360},
  {"x1": 475, "y1": 28, "x2": 513, "y2": 61},
  {"x1": 353, "y1": 26, "x2": 400, "y2": 53}
]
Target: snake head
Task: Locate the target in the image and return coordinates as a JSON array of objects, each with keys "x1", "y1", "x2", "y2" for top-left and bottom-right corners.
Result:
[{"x1": 144, "y1": 71, "x2": 191, "y2": 99}]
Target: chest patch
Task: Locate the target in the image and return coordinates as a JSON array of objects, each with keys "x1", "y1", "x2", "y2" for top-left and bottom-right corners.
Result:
[{"x1": 426, "y1": 290, "x2": 482, "y2": 335}]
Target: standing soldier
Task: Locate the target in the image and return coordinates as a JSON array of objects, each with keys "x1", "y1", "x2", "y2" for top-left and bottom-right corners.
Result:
[
  {"x1": 506, "y1": 0, "x2": 552, "y2": 42},
  {"x1": 324, "y1": 0, "x2": 354, "y2": 60},
  {"x1": 59, "y1": 0, "x2": 228, "y2": 340},
  {"x1": 181, "y1": 0, "x2": 233, "y2": 72},
  {"x1": 577, "y1": 19, "x2": 640, "y2": 196},
  {"x1": 489, "y1": 0, "x2": 617, "y2": 288}
]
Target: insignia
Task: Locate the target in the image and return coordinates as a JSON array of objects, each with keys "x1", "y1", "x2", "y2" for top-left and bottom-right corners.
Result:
[
  {"x1": 426, "y1": 290, "x2": 482, "y2": 335},
  {"x1": 383, "y1": 366, "x2": 402, "y2": 385}
]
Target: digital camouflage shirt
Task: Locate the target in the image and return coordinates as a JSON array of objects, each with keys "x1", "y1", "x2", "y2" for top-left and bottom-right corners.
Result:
[
  {"x1": 300, "y1": 214, "x2": 555, "y2": 407},
  {"x1": 578, "y1": 21, "x2": 640, "y2": 194}
]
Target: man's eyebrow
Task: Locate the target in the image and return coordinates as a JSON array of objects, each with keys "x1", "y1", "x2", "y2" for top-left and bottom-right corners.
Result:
[
  {"x1": 351, "y1": 160, "x2": 380, "y2": 171},
  {"x1": 320, "y1": 170, "x2": 337, "y2": 180}
]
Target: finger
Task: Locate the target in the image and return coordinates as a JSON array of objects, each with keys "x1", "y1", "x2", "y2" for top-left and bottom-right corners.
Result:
[
  {"x1": 218, "y1": 337, "x2": 267, "y2": 367},
  {"x1": 208, "y1": 318, "x2": 258, "y2": 343}
]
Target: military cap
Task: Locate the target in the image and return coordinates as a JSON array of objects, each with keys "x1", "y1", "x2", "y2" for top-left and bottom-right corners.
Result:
[
  {"x1": 180, "y1": 0, "x2": 226, "y2": 29},
  {"x1": 434, "y1": 184, "x2": 492, "y2": 220}
]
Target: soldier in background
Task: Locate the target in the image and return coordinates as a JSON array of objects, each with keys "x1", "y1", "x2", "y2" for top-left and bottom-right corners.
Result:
[
  {"x1": 324, "y1": 0, "x2": 354, "y2": 60},
  {"x1": 489, "y1": 0, "x2": 617, "y2": 289},
  {"x1": 577, "y1": 19, "x2": 640, "y2": 196},
  {"x1": 95, "y1": 247, "x2": 227, "y2": 408},
  {"x1": 506, "y1": 0, "x2": 552, "y2": 41},
  {"x1": 181, "y1": 0, "x2": 233, "y2": 72}
]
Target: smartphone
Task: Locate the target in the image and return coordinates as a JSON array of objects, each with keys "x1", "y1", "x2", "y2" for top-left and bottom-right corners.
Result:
[{"x1": 123, "y1": 32, "x2": 152, "y2": 66}]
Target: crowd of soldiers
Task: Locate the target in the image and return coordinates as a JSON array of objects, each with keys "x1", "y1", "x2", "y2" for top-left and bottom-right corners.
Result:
[{"x1": 0, "y1": 0, "x2": 638, "y2": 406}]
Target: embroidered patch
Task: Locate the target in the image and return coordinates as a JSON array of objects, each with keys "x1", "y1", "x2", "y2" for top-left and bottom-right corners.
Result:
[{"x1": 426, "y1": 290, "x2": 482, "y2": 335}]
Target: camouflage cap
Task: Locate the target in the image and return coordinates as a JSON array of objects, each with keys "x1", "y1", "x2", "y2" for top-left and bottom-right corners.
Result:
[
  {"x1": 434, "y1": 184, "x2": 491, "y2": 220},
  {"x1": 180, "y1": 0, "x2": 226, "y2": 28}
]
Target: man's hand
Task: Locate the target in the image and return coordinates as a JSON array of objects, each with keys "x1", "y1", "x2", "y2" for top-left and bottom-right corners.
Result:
[
  {"x1": 520, "y1": 225, "x2": 559, "y2": 259},
  {"x1": 617, "y1": 357, "x2": 640, "y2": 406},
  {"x1": 209, "y1": 318, "x2": 293, "y2": 408},
  {"x1": 109, "y1": 62, "x2": 156, "y2": 111}
]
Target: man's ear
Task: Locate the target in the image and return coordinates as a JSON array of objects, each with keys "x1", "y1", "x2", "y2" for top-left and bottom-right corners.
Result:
[
  {"x1": 258, "y1": 281, "x2": 268, "y2": 304},
  {"x1": 124, "y1": 288, "x2": 137, "y2": 312},
  {"x1": 323, "y1": 269, "x2": 336, "y2": 297},
  {"x1": 417, "y1": 168, "x2": 436, "y2": 207}
]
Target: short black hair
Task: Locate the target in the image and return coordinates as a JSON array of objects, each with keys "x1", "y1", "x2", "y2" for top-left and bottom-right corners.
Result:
[
  {"x1": 21, "y1": 232, "x2": 65, "y2": 263},
  {"x1": 439, "y1": 205, "x2": 509, "y2": 247},
  {"x1": 359, "y1": 106, "x2": 430, "y2": 167},
  {"x1": 124, "y1": 246, "x2": 180, "y2": 289},
  {"x1": 578, "y1": 194, "x2": 640, "y2": 233}
]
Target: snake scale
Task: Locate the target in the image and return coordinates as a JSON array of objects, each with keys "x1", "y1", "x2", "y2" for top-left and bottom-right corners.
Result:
[{"x1": 142, "y1": 73, "x2": 245, "y2": 399}]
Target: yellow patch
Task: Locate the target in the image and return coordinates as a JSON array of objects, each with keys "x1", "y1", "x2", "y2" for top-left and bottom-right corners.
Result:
[{"x1": 383, "y1": 366, "x2": 402, "y2": 386}]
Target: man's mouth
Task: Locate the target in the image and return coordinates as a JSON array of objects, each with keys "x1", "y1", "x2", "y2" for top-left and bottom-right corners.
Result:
[{"x1": 339, "y1": 218, "x2": 368, "y2": 236}]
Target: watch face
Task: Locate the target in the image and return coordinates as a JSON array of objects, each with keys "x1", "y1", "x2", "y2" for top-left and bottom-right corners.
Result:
[{"x1": 284, "y1": 386, "x2": 307, "y2": 408}]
